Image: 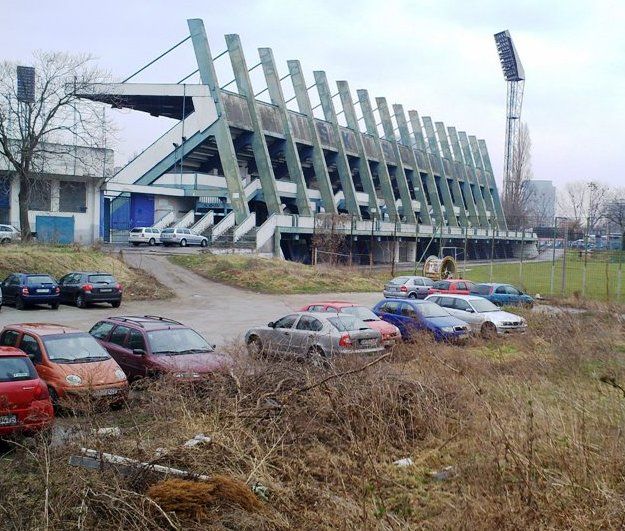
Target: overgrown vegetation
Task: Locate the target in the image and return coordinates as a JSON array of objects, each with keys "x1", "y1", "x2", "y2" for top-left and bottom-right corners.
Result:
[
  {"x1": 2, "y1": 310, "x2": 625, "y2": 528},
  {"x1": 170, "y1": 253, "x2": 392, "y2": 294},
  {"x1": 0, "y1": 244, "x2": 172, "y2": 300}
]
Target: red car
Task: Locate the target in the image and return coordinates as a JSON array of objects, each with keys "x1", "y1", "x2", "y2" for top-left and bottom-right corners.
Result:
[
  {"x1": 0, "y1": 347, "x2": 54, "y2": 437},
  {"x1": 299, "y1": 301, "x2": 402, "y2": 348},
  {"x1": 427, "y1": 279, "x2": 476, "y2": 296}
]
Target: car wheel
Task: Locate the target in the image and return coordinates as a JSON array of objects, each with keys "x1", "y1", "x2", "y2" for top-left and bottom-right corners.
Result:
[
  {"x1": 148, "y1": 238, "x2": 156, "y2": 246},
  {"x1": 408, "y1": 292, "x2": 417, "y2": 299},
  {"x1": 48, "y1": 387, "x2": 60, "y2": 410},
  {"x1": 75, "y1": 294, "x2": 86, "y2": 309},
  {"x1": 200, "y1": 238, "x2": 208, "y2": 247},
  {"x1": 308, "y1": 346, "x2": 329, "y2": 368},
  {"x1": 247, "y1": 336, "x2": 264, "y2": 359},
  {"x1": 1, "y1": 238, "x2": 9, "y2": 244},
  {"x1": 50, "y1": 301, "x2": 59, "y2": 310},
  {"x1": 481, "y1": 321, "x2": 497, "y2": 340},
  {"x1": 131, "y1": 242, "x2": 139, "y2": 247},
  {"x1": 179, "y1": 238, "x2": 187, "y2": 247},
  {"x1": 111, "y1": 301, "x2": 121, "y2": 308},
  {"x1": 15, "y1": 297, "x2": 25, "y2": 311}
]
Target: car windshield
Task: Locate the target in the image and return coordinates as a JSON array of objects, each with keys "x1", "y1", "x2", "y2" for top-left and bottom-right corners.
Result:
[
  {"x1": 147, "y1": 328, "x2": 213, "y2": 355},
  {"x1": 43, "y1": 333, "x2": 111, "y2": 363},
  {"x1": 417, "y1": 302, "x2": 449, "y2": 318},
  {"x1": 130, "y1": 228, "x2": 143, "y2": 233},
  {"x1": 341, "y1": 306, "x2": 379, "y2": 321},
  {"x1": 470, "y1": 298, "x2": 499, "y2": 313},
  {"x1": 0, "y1": 357, "x2": 37, "y2": 382},
  {"x1": 161, "y1": 228, "x2": 174, "y2": 234},
  {"x1": 328, "y1": 315, "x2": 369, "y2": 332},
  {"x1": 26, "y1": 275, "x2": 55, "y2": 285},
  {"x1": 88, "y1": 274, "x2": 115, "y2": 284},
  {"x1": 389, "y1": 276, "x2": 410, "y2": 285}
]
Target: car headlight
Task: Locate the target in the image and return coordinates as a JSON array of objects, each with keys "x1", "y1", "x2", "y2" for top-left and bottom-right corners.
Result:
[
  {"x1": 65, "y1": 374, "x2": 82, "y2": 386},
  {"x1": 441, "y1": 326, "x2": 455, "y2": 333},
  {"x1": 115, "y1": 369, "x2": 126, "y2": 381}
]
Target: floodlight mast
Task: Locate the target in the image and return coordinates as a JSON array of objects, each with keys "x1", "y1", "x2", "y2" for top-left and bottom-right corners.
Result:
[{"x1": 494, "y1": 30, "x2": 525, "y2": 210}]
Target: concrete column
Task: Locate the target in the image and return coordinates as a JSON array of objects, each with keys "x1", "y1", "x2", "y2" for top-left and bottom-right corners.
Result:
[
  {"x1": 447, "y1": 126, "x2": 480, "y2": 227},
  {"x1": 435, "y1": 121, "x2": 468, "y2": 227},
  {"x1": 407, "y1": 240, "x2": 417, "y2": 262},
  {"x1": 458, "y1": 131, "x2": 489, "y2": 228},
  {"x1": 478, "y1": 139, "x2": 507, "y2": 230},
  {"x1": 51, "y1": 180, "x2": 60, "y2": 211},
  {"x1": 469, "y1": 135, "x2": 498, "y2": 227}
]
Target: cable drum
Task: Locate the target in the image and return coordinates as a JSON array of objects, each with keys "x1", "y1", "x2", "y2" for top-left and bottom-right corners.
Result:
[{"x1": 423, "y1": 255, "x2": 457, "y2": 280}]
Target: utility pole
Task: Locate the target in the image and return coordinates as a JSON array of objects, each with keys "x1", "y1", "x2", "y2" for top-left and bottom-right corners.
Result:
[
  {"x1": 561, "y1": 221, "x2": 568, "y2": 295},
  {"x1": 550, "y1": 217, "x2": 558, "y2": 295}
]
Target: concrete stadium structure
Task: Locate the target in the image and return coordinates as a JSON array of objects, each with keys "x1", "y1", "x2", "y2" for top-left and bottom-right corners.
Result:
[{"x1": 82, "y1": 18, "x2": 536, "y2": 262}]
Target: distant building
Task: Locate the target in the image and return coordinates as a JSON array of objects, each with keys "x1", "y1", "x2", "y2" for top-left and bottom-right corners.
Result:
[{"x1": 525, "y1": 180, "x2": 556, "y2": 227}]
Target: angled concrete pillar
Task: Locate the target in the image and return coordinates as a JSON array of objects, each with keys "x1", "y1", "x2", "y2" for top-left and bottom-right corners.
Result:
[
  {"x1": 258, "y1": 48, "x2": 311, "y2": 216},
  {"x1": 393, "y1": 104, "x2": 431, "y2": 225},
  {"x1": 422, "y1": 116, "x2": 459, "y2": 226},
  {"x1": 314, "y1": 71, "x2": 361, "y2": 220},
  {"x1": 376, "y1": 97, "x2": 416, "y2": 224},
  {"x1": 225, "y1": 34, "x2": 283, "y2": 216},
  {"x1": 337, "y1": 80, "x2": 380, "y2": 219},
  {"x1": 357, "y1": 89, "x2": 398, "y2": 222},
  {"x1": 468, "y1": 134, "x2": 498, "y2": 226},
  {"x1": 187, "y1": 19, "x2": 249, "y2": 223},
  {"x1": 448, "y1": 126, "x2": 480, "y2": 227},
  {"x1": 458, "y1": 131, "x2": 489, "y2": 227},
  {"x1": 287, "y1": 60, "x2": 337, "y2": 214},
  {"x1": 435, "y1": 121, "x2": 468, "y2": 226},
  {"x1": 478, "y1": 139, "x2": 507, "y2": 230},
  {"x1": 408, "y1": 110, "x2": 443, "y2": 224}
]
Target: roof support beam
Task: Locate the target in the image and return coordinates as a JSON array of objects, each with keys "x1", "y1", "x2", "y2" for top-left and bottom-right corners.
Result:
[
  {"x1": 458, "y1": 131, "x2": 490, "y2": 227},
  {"x1": 469, "y1": 134, "x2": 499, "y2": 227},
  {"x1": 435, "y1": 121, "x2": 468, "y2": 226},
  {"x1": 478, "y1": 139, "x2": 507, "y2": 230},
  {"x1": 314, "y1": 71, "x2": 361, "y2": 220},
  {"x1": 447, "y1": 126, "x2": 481, "y2": 227},
  {"x1": 226, "y1": 34, "x2": 283, "y2": 216}
]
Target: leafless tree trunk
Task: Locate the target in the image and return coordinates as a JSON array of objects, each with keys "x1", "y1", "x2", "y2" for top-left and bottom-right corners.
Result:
[
  {"x1": 558, "y1": 180, "x2": 608, "y2": 232},
  {"x1": 502, "y1": 122, "x2": 532, "y2": 229},
  {"x1": 0, "y1": 51, "x2": 114, "y2": 239}
]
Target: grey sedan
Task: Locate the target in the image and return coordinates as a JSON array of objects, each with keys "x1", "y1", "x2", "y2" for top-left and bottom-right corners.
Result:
[
  {"x1": 425, "y1": 294, "x2": 527, "y2": 338},
  {"x1": 245, "y1": 312, "x2": 384, "y2": 362},
  {"x1": 160, "y1": 227, "x2": 208, "y2": 247},
  {"x1": 383, "y1": 275, "x2": 434, "y2": 299}
]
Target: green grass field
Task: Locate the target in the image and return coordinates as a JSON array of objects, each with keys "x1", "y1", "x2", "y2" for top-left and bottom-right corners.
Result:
[{"x1": 466, "y1": 252, "x2": 624, "y2": 302}]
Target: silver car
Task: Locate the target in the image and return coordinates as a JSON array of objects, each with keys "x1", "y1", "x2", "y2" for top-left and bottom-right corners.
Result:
[
  {"x1": 383, "y1": 275, "x2": 434, "y2": 299},
  {"x1": 245, "y1": 312, "x2": 384, "y2": 362},
  {"x1": 160, "y1": 227, "x2": 208, "y2": 247},
  {"x1": 128, "y1": 226, "x2": 161, "y2": 246},
  {"x1": 0, "y1": 224, "x2": 21, "y2": 244},
  {"x1": 425, "y1": 294, "x2": 527, "y2": 338}
]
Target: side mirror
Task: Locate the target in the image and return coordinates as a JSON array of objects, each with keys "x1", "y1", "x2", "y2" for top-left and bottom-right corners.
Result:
[
  {"x1": 267, "y1": 322, "x2": 275, "y2": 328},
  {"x1": 211, "y1": 344, "x2": 216, "y2": 350},
  {"x1": 27, "y1": 353, "x2": 36, "y2": 361},
  {"x1": 132, "y1": 348, "x2": 146, "y2": 356},
  {"x1": 465, "y1": 308, "x2": 475, "y2": 313}
]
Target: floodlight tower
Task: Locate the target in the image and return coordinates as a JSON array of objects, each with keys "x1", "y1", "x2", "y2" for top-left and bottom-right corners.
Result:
[{"x1": 493, "y1": 30, "x2": 525, "y2": 207}]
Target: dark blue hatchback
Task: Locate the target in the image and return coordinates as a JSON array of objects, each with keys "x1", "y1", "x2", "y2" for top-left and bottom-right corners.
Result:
[
  {"x1": 1, "y1": 273, "x2": 60, "y2": 310},
  {"x1": 372, "y1": 298, "x2": 470, "y2": 342}
]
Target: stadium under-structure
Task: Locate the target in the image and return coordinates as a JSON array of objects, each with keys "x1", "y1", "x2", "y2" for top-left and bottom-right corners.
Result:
[{"x1": 81, "y1": 18, "x2": 537, "y2": 263}]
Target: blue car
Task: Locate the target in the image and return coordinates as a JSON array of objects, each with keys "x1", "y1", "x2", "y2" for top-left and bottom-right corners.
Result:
[
  {"x1": 470, "y1": 283, "x2": 534, "y2": 308},
  {"x1": 372, "y1": 298, "x2": 470, "y2": 342},
  {"x1": 1, "y1": 273, "x2": 60, "y2": 310}
]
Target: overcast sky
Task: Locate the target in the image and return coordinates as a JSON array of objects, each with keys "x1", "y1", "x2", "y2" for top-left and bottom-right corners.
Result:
[{"x1": 4, "y1": 0, "x2": 624, "y2": 190}]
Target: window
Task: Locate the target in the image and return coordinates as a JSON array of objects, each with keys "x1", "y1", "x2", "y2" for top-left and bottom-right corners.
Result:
[
  {"x1": 412, "y1": 278, "x2": 423, "y2": 286},
  {"x1": 43, "y1": 334, "x2": 110, "y2": 362},
  {"x1": 506, "y1": 286, "x2": 521, "y2": 295},
  {"x1": 296, "y1": 316, "x2": 323, "y2": 331},
  {"x1": 27, "y1": 180, "x2": 51, "y2": 211},
  {"x1": 423, "y1": 278, "x2": 435, "y2": 286},
  {"x1": 26, "y1": 275, "x2": 55, "y2": 285},
  {"x1": 109, "y1": 325, "x2": 130, "y2": 347},
  {"x1": 20, "y1": 335, "x2": 42, "y2": 364},
  {"x1": 417, "y1": 302, "x2": 450, "y2": 318},
  {"x1": 328, "y1": 315, "x2": 367, "y2": 332},
  {"x1": 89, "y1": 321, "x2": 114, "y2": 340},
  {"x1": 389, "y1": 277, "x2": 410, "y2": 285},
  {"x1": 379, "y1": 301, "x2": 400, "y2": 314},
  {"x1": 495, "y1": 286, "x2": 507, "y2": 294},
  {"x1": 8, "y1": 276, "x2": 20, "y2": 286},
  {"x1": 456, "y1": 282, "x2": 467, "y2": 290},
  {"x1": 88, "y1": 274, "x2": 115, "y2": 284},
  {"x1": 0, "y1": 330, "x2": 20, "y2": 347},
  {"x1": 437, "y1": 297, "x2": 455, "y2": 309},
  {"x1": 307, "y1": 305, "x2": 328, "y2": 313},
  {"x1": 433, "y1": 281, "x2": 450, "y2": 290},
  {"x1": 59, "y1": 181, "x2": 87, "y2": 213},
  {"x1": 465, "y1": 281, "x2": 476, "y2": 291},
  {"x1": 274, "y1": 315, "x2": 297, "y2": 329},
  {"x1": 400, "y1": 304, "x2": 417, "y2": 317},
  {"x1": 454, "y1": 299, "x2": 471, "y2": 311},
  {"x1": 0, "y1": 357, "x2": 36, "y2": 382},
  {"x1": 146, "y1": 328, "x2": 212, "y2": 354},
  {"x1": 473, "y1": 284, "x2": 491, "y2": 295},
  {"x1": 128, "y1": 330, "x2": 146, "y2": 351}
]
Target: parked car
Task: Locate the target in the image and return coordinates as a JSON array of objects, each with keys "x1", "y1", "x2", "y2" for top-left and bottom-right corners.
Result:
[
  {"x1": 425, "y1": 294, "x2": 527, "y2": 338},
  {"x1": 383, "y1": 276, "x2": 435, "y2": 299},
  {"x1": 90, "y1": 316, "x2": 231, "y2": 381},
  {"x1": 299, "y1": 301, "x2": 401, "y2": 348},
  {"x1": 470, "y1": 283, "x2": 534, "y2": 308},
  {"x1": 128, "y1": 227, "x2": 161, "y2": 246},
  {"x1": 58, "y1": 272, "x2": 123, "y2": 308},
  {"x1": 160, "y1": 227, "x2": 208, "y2": 247},
  {"x1": 1, "y1": 273, "x2": 60, "y2": 310},
  {"x1": 427, "y1": 279, "x2": 476, "y2": 296},
  {"x1": 245, "y1": 312, "x2": 384, "y2": 362},
  {"x1": 0, "y1": 225, "x2": 21, "y2": 244},
  {"x1": 372, "y1": 298, "x2": 470, "y2": 342},
  {"x1": 0, "y1": 346, "x2": 54, "y2": 437},
  {"x1": 0, "y1": 324, "x2": 128, "y2": 407}
]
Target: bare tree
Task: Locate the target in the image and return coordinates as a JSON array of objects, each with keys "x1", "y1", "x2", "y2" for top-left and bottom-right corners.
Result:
[
  {"x1": 0, "y1": 51, "x2": 112, "y2": 239},
  {"x1": 558, "y1": 180, "x2": 609, "y2": 232},
  {"x1": 604, "y1": 188, "x2": 625, "y2": 248},
  {"x1": 502, "y1": 122, "x2": 532, "y2": 229}
]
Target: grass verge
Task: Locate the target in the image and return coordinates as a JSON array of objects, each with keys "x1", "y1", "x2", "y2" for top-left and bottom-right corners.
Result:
[{"x1": 0, "y1": 244, "x2": 173, "y2": 301}]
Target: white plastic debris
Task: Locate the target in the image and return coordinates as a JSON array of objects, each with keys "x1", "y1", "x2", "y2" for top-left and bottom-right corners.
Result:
[
  {"x1": 430, "y1": 465, "x2": 456, "y2": 481},
  {"x1": 393, "y1": 457, "x2": 414, "y2": 467},
  {"x1": 183, "y1": 434, "x2": 212, "y2": 448},
  {"x1": 92, "y1": 427, "x2": 121, "y2": 437},
  {"x1": 251, "y1": 482, "x2": 269, "y2": 501}
]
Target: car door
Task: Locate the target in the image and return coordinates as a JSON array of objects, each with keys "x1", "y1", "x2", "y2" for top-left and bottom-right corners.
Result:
[
  {"x1": 16, "y1": 333, "x2": 51, "y2": 382},
  {"x1": 453, "y1": 298, "x2": 482, "y2": 327},
  {"x1": 436, "y1": 296, "x2": 461, "y2": 318},
  {"x1": 505, "y1": 285, "x2": 522, "y2": 305},
  {"x1": 492, "y1": 286, "x2": 508, "y2": 306},
  {"x1": 291, "y1": 315, "x2": 322, "y2": 357},
  {"x1": 376, "y1": 301, "x2": 403, "y2": 331},
  {"x1": 269, "y1": 314, "x2": 299, "y2": 355},
  {"x1": 126, "y1": 329, "x2": 149, "y2": 377},
  {"x1": 398, "y1": 302, "x2": 423, "y2": 337},
  {"x1": 105, "y1": 325, "x2": 132, "y2": 375},
  {"x1": 59, "y1": 273, "x2": 80, "y2": 302},
  {"x1": 2, "y1": 275, "x2": 17, "y2": 303}
]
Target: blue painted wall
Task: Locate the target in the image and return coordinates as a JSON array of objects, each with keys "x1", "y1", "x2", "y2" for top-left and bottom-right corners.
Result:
[{"x1": 36, "y1": 216, "x2": 75, "y2": 244}]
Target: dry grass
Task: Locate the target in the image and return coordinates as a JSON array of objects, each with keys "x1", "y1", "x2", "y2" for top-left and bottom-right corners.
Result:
[
  {"x1": 0, "y1": 244, "x2": 173, "y2": 301},
  {"x1": 1, "y1": 310, "x2": 625, "y2": 529}
]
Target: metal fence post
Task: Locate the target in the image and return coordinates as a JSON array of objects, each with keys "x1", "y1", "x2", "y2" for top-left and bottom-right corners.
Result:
[
  {"x1": 489, "y1": 224, "x2": 495, "y2": 283},
  {"x1": 550, "y1": 218, "x2": 558, "y2": 295},
  {"x1": 519, "y1": 224, "x2": 525, "y2": 285},
  {"x1": 463, "y1": 226, "x2": 468, "y2": 278},
  {"x1": 561, "y1": 223, "x2": 568, "y2": 295},
  {"x1": 582, "y1": 217, "x2": 589, "y2": 297},
  {"x1": 618, "y1": 231, "x2": 623, "y2": 301},
  {"x1": 413, "y1": 222, "x2": 420, "y2": 275}
]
